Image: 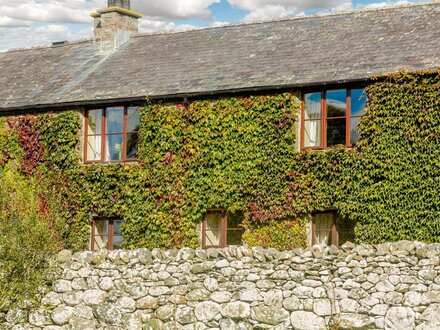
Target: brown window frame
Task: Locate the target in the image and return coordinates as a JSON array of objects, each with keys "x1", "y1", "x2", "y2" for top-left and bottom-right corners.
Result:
[
  {"x1": 311, "y1": 211, "x2": 339, "y2": 246},
  {"x1": 300, "y1": 88, "x2": 365, "y2": 150},
  {"x1": 90, "y1": 218, "x2": 123, "y2": 251},
  {"x1": 201, "y1": 210, "x2": 244, "y2": 249},
  {"x1": 84, "y1": 106, "x2": 139, "y2": 163}
]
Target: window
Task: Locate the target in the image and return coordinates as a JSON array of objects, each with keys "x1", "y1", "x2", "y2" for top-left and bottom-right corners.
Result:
[
  {"x1": 311, "y1": 211, "x2": 354, "y2": 246},
  {"x1": 91, "y1": 218, "x2": 124, "y2": 250},
  {"x1": 301, "y1": 88, "x2": 366, "y2": 149},
  {"x1": 201, "y1": 211, "x2": 244, "y2": 248},
  {"x1": 85, "y1": 106, "x2": 140, "y2": 162}
]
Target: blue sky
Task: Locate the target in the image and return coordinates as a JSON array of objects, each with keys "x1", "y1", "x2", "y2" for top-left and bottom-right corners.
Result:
[{"x1": 0, "y1": 0, "x2": 427, "y2": 51}]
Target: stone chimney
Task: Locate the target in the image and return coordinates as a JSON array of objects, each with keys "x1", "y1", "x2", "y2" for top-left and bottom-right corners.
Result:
[{"x1": 91, "y1": 0, "x2": 142, "y2": 52}]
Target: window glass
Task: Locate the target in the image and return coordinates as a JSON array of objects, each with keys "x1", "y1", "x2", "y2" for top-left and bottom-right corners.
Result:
[
  {"x1": 126, "y1": 133, "x2": 139, "y2": 159},
  {"x1": 113, "y1": 220, "x2": 124, "y2": 250},
  {"x1": 105, "y1": 134, "x2": 123, "y2": 161},
  {"x1": 327, "y1": 118, "x2": 346, "y2": 146},
  {"x1": 304, "y1": 120, "x2": 321, "y2": 147},
  {"x1": 106, "y1": 107, "x2": 124, "y2": 134},
  {"x1": 337, "y1": 219, "x2": 355, "y2": 246},
  {"x1": 202, "y1": 211, "x2": 244, "y2": 248},
  {"x1": 87, "y1": 135, "x2": 102, "y2": 161},
  {"x1": 227, "y1": 230, "x2": 243, "y2": 245},
  {"x1": 205, "y1": 213, "x2": 222, "y2": 246},
  {"x1": 326, "y1": 90, "x2": 346, "y2": 117},
  {"x1": 304, "y1": 93, "x2": 321, "y2": 120},
  {"x1": 93, "y1": 220, "x2": 109, "y2": 251},
  {"x1": 350, "y1": 117, "x2": 362, "y2": 145},
  {"x1": 228, "y1": 212, "x2": 244, "y2": 228},
  {"x1": 314, "y1": 213, "x2": 334, "y2": 245},
  {"x1": 87, "y1": 109, "x2": 102, "y2": 135},
  {"x1": 127, "y1": 107, "x2": 140, "y2": 132},
  {"x1": 351, "y1": 89, "x2": 367, "y2": 116}
]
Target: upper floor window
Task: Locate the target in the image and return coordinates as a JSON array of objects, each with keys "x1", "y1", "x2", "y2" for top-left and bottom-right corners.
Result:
[
  {"x1": 85, "y1": 107, "x2": 140, "y2": 162},
  {"x1": 301, "y1": 88, "x2": 366, "y2": 150},
  {"x1": 201, "y1": 211, "x2": 244, "y2": 248}
]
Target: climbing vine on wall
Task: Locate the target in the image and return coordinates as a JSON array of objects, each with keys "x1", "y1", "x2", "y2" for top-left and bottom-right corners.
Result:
[{"x1": 0, "y1": 70, "x2": 439, "y2": 252}]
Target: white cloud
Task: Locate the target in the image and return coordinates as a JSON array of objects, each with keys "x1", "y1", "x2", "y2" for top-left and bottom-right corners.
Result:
[
  {"x1": 227, "y1": 0, "x2": 351, "y2": 20},
  {"x1": 132, "y1": 0, "x2": 221, "y2": 20},
  {"x1": 0, "y1": 0, "x2": 423, "y2": 51},
  {"x1": 0, "y1": 0, "x2": 219, "y2": 51},
  {"x1": 227, "y1": 0, "x2": 418, "y2": 21},
  {"x1": 0, "y1": 0, "x2": 221, "y2": 27},
  {"x1": 362, "y1": 0, "x2": 412, "y2": 9},
  {"x1": 0, "y1": 24, "x2": 92, "y2": 51}
]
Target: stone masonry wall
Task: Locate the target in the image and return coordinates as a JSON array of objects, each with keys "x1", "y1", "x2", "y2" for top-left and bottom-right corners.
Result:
[{"x1": 2, "y1": 241, "x2": 440, "y2": 329}]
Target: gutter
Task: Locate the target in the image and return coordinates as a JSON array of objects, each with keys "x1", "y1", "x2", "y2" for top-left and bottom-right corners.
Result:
[{"x1": 0, "y1": 78, "x2": 370, "y2": 116}]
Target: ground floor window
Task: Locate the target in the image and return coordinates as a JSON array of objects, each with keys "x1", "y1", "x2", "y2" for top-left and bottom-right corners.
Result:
[
  {"x1": 311, "y1": 211, "x2": 354, "y2": 246},
  {"x1": 201, "y1": 210, "x2": 244, "y2": 248},
  {"x1": 91, "y1": 218, "x2": 123, "y2": 251}
]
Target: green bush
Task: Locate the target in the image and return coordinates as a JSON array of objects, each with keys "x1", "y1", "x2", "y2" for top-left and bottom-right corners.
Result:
[
  {"x1": 243, "y1": 219, "x2": 307, "y2": 250},
  {"x1": 0, "y1": 166, "x2": 58, "y2": 311}
]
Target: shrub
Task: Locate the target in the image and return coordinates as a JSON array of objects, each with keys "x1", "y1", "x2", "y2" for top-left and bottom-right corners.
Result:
[
  {"x1": 243, "y1": 219, "x2": 307, "y2": 250},
  {"x1": 0, "y1": 166, "x2": 58, "y2": 311}
]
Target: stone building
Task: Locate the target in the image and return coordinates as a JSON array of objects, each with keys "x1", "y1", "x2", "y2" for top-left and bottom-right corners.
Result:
[{"x1": 0, "y1": 1, "x2": 439, "y2": 250}]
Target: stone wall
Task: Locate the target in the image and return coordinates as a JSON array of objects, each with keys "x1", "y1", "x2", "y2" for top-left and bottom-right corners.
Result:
[{"x1": 2, "y1": 241, "x2": 440, "y2": 329}]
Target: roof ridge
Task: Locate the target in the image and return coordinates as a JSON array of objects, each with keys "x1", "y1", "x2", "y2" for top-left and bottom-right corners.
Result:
[
  {"x1": 132, "y1": 1, "x2": 439, "y2": 39},
  {"x1": 1, "y1": 1, "x2": 438, "y2": 53},
  {"x1": 0, "y1": 38, "x2": 93, "y2": 54}
]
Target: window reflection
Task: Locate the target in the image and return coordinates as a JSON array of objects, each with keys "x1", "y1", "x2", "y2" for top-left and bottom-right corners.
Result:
[
  {"x1": 326, "y1": 90, "x2": 346, "y2": 117},
  {"x1": 302, "y1": 88, "x2": 366, "y2": 149},
  {"x1": 351, "y1": 89, "x2": 367, "y2": 116},
  {"x1": 105, "y1": 134, "x2": 123, "y2": 161},
  {"x1": 85, "y1": 106, "x2": 140, "y2": 162},
  {"x1": 106, "y1": 107, "x2": 124, "y2": 134},
  {"x1": 304, "y1": 93, "x2": 321, "y2": 120}
]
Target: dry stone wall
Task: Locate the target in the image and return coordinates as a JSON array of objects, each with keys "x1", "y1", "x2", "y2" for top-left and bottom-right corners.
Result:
[{"x1": 2, "y1": 241, "x2": 440, "y2": 329}]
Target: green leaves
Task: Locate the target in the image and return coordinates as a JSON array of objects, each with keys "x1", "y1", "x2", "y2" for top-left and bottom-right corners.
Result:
[{"x1": 1, "y1": 69, "x2": 439, "y2": 258}]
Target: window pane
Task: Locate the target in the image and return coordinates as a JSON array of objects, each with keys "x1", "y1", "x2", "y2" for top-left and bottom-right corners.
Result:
[
  {"x1": 304, "y1": 120, "x2": 321, "y2": 147},
  {"x1": 87, "y1": 135, "x2": 102, "y2": 161},
  {"x1": 93, "y1": 220, "x2": 109, "y2": 250},
  {"x1": 327, "y1": 118, "x2": 346, "y2": 146},
  {"x1": 326, "y1": 90, "x2": 346, "y2": 117},
  {"x1": 106, "y1": 107, "x2": 124, "y2": 134},
  {"x1": 205, "y1": 213, "x2": 223, "y2": 247},
  {"x1": 227, "y1": 230, "x2": 243, "y2": 246},
  {"x1": 227, "y1": 212, "x2": 244, "y2": 229},
  {"x1": 314, "y1": 213, "x2": 334, "y2": 246},
  {"x1": 105, "y1": 134, "x2": 123, "y2": 161},
  {"x1": 351, "y1": 89, "x2": 367, "y2": 116},
  {"x1": 350, "y1": 117, "x2": 361, "y2": 145},
  {"x1": 304, "y1": 93, "x2": 321, "y2": 120},
  {"x1": 114, "y1": 220, "x2": 123, "y2": 235},
  {"x1": 127, "y1": 107, "x2": 140, "y2": 132},
  {"x1": 206, "y1": 213, "x2": 222, "y2": 230},
  {"x1": 337, "y1": 220, "x2": 355, "y2": 246},
  {"x1": 206, "y1": 231, "x2": 221, "y2": 246},
  {"x1": 126, "y1": 133, "x2": 139, "y2": 159},
  {"x1": 87, "y1": 110, "x2": 102, "y2": 135},
  {"x1": 113, "y1": 235, "x2": 123, "y2": 250}
]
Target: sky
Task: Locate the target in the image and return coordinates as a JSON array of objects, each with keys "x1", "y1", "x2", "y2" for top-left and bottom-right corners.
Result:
[{"x1": 0, "y1": 0, "x2": 429, "y2": 51}]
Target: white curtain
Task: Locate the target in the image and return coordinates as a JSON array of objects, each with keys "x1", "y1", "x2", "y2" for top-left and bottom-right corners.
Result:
[
  {"x1": 304, "y1": 95, "x2": 321, "y2": 147},
  {"x1": 315, "y1": 213, "x2": 334, "y2": 245}
]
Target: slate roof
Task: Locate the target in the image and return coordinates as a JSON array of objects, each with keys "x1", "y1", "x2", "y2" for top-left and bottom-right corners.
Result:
[{"x1": 0, "y1": 3, "x2": 439, "y2": 113}]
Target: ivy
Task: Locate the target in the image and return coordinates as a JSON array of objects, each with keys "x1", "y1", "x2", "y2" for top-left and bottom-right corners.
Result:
[{"x1": 0, "y1": 70, "x2": 439, "y2": 254}]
